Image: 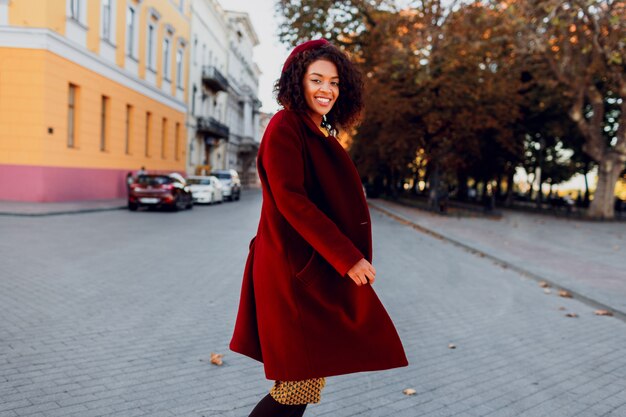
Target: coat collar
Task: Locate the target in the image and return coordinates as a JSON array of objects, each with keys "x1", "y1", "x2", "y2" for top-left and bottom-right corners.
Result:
[{"x1": 293, "y1": 110, "x2": 330, "y2": 139}]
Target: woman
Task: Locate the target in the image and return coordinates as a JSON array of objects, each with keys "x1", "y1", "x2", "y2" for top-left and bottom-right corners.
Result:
[{"x1": 230, "y1": 39, "x2": 408, "y2": 417}]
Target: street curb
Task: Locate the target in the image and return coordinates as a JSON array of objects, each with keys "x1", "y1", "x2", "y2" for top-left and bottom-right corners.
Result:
[
  {"x1": 368, "y1": 200, "x2": 626, "y2": 323},
  {"x1": 0, "y1": 205, "x2": 126, "y2": 217}
]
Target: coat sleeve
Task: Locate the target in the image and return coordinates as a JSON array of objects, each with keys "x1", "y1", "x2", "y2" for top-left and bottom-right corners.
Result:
[{"x1": 261, "y1": 118, "x2": 364, "y2": 278}]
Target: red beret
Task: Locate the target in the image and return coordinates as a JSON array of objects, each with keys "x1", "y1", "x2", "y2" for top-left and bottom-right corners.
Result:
[{"x1": 282, "y1": 39, "x2": 329, "y2": 73}]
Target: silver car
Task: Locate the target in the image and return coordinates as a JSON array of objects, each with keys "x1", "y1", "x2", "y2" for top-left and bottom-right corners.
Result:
[{"x1": 210, "y1": 169, "x2": 241, "y2": 201}]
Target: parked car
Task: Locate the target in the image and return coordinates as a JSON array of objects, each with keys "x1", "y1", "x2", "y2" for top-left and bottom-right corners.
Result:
[
  {"x1": 187, "y1": 175, "x2": 223, "y2": 204},
  {"x1": 210, "y1": 169, "x2": 241, "y2": 201},
  {"x1": 128, "y1": 173, "x2": 193, "y2": 211}
]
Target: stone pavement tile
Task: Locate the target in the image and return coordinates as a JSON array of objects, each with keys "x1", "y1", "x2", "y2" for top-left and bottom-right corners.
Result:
[
  {"x1": 606, "y1": 404, "x2": 626, "y2": 416},
  {"x1": 12, "y1": 401, "x2": 59, "y2": 416},
  {"x1": 0, "y1": 401, "x2": 30, "y2": 414},
  {"x1": 459, "y1": 404, "x2": 498, "y2": 416},
  {"x1": 0, "y1": 411, "x2": 18, "y2": 417},
  {"x1": 41, "y1": 404, "x2": 88, "y2": 417},
  {"x1": 101, "y1": 409, "x2": 147, "y2": 417}
]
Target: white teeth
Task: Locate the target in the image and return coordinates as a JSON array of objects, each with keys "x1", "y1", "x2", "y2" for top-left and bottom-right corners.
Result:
[{"x1": 316, "y1": 97, "x2": 331, "y2": 103}]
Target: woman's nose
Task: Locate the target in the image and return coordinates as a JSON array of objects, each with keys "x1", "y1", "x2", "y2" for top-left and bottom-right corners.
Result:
[{"x1": 319, "y1": 82, "x2": 332, "y2": 92}]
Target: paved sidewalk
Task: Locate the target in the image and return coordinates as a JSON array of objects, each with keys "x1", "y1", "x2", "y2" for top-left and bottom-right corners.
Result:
[
  {"x1": 369, "y1": 199, "x2": 626, "y2": 319},
  {"x1": 1, "y1": 190, "x2": 626, "y2": 416},
  {"x1": 0, "y1": 199, "x2": 126, "y2": 216}
]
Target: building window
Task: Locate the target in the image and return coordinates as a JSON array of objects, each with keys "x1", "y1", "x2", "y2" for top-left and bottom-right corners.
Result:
[
  {"x1": 67, "y1": 84, "x2": 78, "y2": 148},
  {"x1": 163, "y1": 37, "x2": 171, "y2": 80},
  {"x1": 179, "y1": 0, "x2": 185, "y2": 12},
  {"x1": 100, "y1": 96, "x2": 109, "y2": 151},
  {"x1": 193, "y1": 37, "x2": 197, "y2": 66},
  {"x1": 102, "y1": 0, "x2": 111, "y2": 39},
  {"x1": 176, "y1": 48, "x2": 184, "y2": 89},
  {"x1": 125, "y1": 104, "x2": 132, "y2": 155},
  {"x1": 126, "y1": 6, "x2": 136, "y2": 58},
  {"x1": 147, "y1": 23, "x2": 156, "y2": 70},
  {"x1": 192, "y1": 85, "x2": 196, "y2": 115},
  {"x1": 161, "y1": 117, "x2": 167, "y2": 159},
  {"x1": 161, "y1": 118, "x2": 168, "y2": 159},
  {"x1": 145, "y1": 112, "x2": 152, "y2": 157},
  {"x1": 202, "y1": 44, "x2": 206, "y2": 66},
  {"x1": 175, "y1": 122, "x2": 181, "y2": 161},
  {"x1": 70, "y1": 0, "x2": 80, "y2": 20}
]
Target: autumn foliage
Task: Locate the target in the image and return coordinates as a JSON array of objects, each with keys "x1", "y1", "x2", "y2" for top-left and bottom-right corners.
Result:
[{"x1": 275, "y1": 0, "x2": 626, "y2": 218}]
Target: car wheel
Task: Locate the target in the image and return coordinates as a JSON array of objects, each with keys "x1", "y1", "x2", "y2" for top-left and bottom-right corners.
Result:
[
  {"x1": 235, "y1": 191, "x2": 240, "y2": 201},
  {"x1": 186, "y1": 196, "x2": 193, "y2": 210},
  {"x1": 128, "y1": 202, "x2": 138, "y2": 211},
  {"x1": 171, "y1": 195, "x2": 180, "y2": 212}
]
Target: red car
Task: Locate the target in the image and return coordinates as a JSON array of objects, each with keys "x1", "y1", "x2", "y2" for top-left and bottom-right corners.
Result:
[{"x1": 128, "y1": 173, "x2": 193, "y2": 211}]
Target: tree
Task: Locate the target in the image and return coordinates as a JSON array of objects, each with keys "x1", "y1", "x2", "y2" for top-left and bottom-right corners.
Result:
[{"x1": 507, "y1": 0, "x2": 626, "y2": 218}]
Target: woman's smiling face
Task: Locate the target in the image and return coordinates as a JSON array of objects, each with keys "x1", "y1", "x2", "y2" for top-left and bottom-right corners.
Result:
[{"x1": 303, "y1": 59, "x2": 339, "y2": 125}]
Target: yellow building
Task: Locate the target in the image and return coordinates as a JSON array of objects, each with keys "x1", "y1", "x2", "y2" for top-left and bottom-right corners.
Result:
[{"x1": 0, "y1": 0, "x2": 190, "y2": 201}]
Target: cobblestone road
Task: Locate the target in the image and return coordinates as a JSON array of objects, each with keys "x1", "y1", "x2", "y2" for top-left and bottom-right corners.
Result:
[{"x1": 1, "y1": 190, "x2": 625, "y2": 417}]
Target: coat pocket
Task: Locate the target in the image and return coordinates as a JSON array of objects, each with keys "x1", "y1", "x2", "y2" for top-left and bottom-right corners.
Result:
[{"x1": 295, "y1": 249, "x2": 319, "y2": 287}]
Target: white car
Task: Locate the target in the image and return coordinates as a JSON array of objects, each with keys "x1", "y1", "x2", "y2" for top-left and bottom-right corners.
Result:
[
  {"x1": 211, "y1": 169, "x2": 241, "y2": 201},
  {"x1": 187, "y1": 175, "x2": 223, "y2": 204}
]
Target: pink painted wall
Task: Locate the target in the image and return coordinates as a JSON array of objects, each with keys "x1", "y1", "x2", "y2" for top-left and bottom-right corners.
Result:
[{"x1": 1, "y1": 164, "x2": 136, "y2": 202}]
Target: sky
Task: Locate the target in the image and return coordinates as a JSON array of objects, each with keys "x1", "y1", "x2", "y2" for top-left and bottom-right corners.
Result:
[{"x1": 222, "y1": 0, "x2": 289, "y2": 113}]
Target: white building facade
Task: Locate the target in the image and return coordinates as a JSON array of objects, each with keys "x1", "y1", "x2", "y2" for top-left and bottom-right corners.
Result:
[
  {"x1": 223, "y1": 11, "x2": 262, "y2": 186},
  {"x1": 187, "y1": 0, "x2": 261, "y2": 185}
]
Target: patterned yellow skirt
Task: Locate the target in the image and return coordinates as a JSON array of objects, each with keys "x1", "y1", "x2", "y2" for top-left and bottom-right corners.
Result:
[{"x1": 269, "y1": 377, "x2": 326, "y2": 405}]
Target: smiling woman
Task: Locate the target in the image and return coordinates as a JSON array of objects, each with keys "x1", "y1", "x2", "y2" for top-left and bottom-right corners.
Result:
[
  {"x1": 274, "y1": 39, "x2": 364, "y2": 134},
  {"x1": 230, "y1": 39, "x2": 407, "y2": 417},
  {"x1": 302, "y1": 59, "x2": 339, "y2": 128}
]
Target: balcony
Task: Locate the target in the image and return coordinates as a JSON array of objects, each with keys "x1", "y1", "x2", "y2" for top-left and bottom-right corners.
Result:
[
  {"x1": 197, "y1": 116, "x2": 229, "y2": 140},
  {"x1": 202, "y1": 66, "x2": 229, "y2": 93}
]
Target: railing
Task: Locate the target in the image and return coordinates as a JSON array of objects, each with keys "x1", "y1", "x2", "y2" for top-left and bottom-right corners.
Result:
[
  {"x1": 201, "y1": 66, "x2": 229, "y2": 92},
  {"x1": 197, "y1": 116, "x2": 229, "y2": 139}
]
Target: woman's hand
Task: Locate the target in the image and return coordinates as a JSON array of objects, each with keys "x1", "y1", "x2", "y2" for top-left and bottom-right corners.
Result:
[{"x1": 346, "y1": 258, "x2": 376, "y2": 286}]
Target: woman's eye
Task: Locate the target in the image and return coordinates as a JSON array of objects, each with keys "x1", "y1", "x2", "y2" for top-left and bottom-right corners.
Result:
[
  {"x1": 311, "y1": 79, "x2": 321, "y2": 83},
  {"x1": 331, "y1": 82, "x2": 339, "y2": 86}
]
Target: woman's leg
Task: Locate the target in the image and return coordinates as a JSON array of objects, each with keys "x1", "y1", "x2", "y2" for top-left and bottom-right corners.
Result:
[
  {"x1": 248, "y1": 394, "x2": 306, "y2": 417},
  {"x1": 290, "y1": 404, "x2": 307, "y2": 417}
]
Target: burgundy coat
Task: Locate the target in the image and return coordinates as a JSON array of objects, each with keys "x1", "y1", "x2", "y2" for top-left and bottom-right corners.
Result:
[{"x1": 229, "y1": 109, "x2": 408, "y2": 380}]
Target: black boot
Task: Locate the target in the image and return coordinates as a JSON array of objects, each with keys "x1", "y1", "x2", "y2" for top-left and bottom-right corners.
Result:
[{"x1": 248, "y1": 394, "x2": 308, "y2": 417}]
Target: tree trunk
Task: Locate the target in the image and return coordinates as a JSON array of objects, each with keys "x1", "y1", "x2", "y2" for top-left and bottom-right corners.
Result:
[
  {"x1": 428, "y1": 165, "x2": 440, "y2": 210},
  {"x1": 411, "y1": 171, "x2": 420, "y2": 195},
  {"x1": 457, "y1": 172, "x2": 468, "y2": 202},
  {"x1": 526, "y1": 172, "x2": 534, "y2": 200},
  {"x1": 583, "y1": 160, "x2": 591, "y2": 206},
  {"x1": 588, "y1": 153, "x2": 623, "y2": 219},
  {"x1": 505, "y1": 169, "x2": 515, "y2": 207},
  {"x1": 495, "y1": 174, "x2": 502, "y2": 201}
]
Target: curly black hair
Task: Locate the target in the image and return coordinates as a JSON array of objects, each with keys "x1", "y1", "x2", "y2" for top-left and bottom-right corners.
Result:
[{"x1": 275, "y1": 43, "x2": 364, "y2": 131}]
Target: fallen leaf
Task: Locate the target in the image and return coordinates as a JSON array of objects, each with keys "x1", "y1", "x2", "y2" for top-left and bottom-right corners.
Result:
[
  {"x1": 539, "y1": 281, "x2": 551, "y2": 288},
  {"x1": 448, "y1": 343, "x2": 456, "y2": 349},
  {"x1": 565, "y1": 313, "x2": 578, "y2": 318},
  {"x1": 559, "y1": 290, "x2": 573, "y2": 298},
  {"x1": 403, "y1": 388, "x2": 417, "y2": 396},
  {"x1": 613, "y1": 245, "x2": 619, "y2": 251},
  {"x1": 594, "y1": 310, "x2": 613, "y2": 316},
  {"x1": 558, "y1": 306, "x2": 566, "y2": 310},
  {"x1": 210, "y1": 352, "x2": 224, "y2": 366},
  {"x1": 544, "y1": 289, "x2": 552, "y2": 294}
]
